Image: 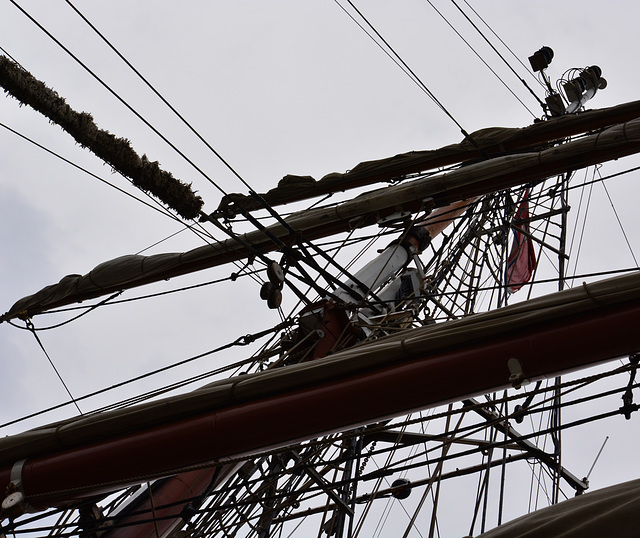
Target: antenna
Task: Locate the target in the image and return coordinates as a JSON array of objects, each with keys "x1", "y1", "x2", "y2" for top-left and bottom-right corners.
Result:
[{"x1": 583, "y1": 436, "x2": 609, "y2": 486}]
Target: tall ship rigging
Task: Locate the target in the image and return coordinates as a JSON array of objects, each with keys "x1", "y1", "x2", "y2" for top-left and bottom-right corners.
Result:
[{"x1": 1, "y1": 3, "x2": 640, "y2": 537}]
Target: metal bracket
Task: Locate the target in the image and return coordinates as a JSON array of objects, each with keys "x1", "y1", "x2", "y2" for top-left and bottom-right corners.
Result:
[
  {"x1": 1, "y1": 460, "x2": 34, "y2": 519},
  {"x1": 508, "y1": 358, "x2": 529, "y2": 389},
  {"x1": 377, "y1": 210, "x2": 411, "y2": 228}
]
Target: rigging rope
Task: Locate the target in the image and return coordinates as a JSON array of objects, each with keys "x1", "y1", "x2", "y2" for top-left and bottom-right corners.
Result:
[
  {"x1": 450, "y1": 0, "x2": 545, "y2": 113},
  {"x1": 39, "y1": 267, "x2": 262, "y2": 318},
  {"x1": 26, "y1": 319, "x2": 83, "y2": 415},
  {"x1": 62, "y1": 0, "x2": 253, "y2": 199},
  {"x1": 0, "y1": 319, "x2": 292, "y2": 429},
  {"x1": 598, "y1": 168, "x2": 639, "y2": 267},
  {"x1": 425, "y1": 0, "x2": 537, "y2": 118},
  {"x1": 8, "y1": 292, "x2": 123, "y2": 331},
  {"x1": 461, "y1": 0, "x2": 546, "y2": 91},
  {"x1": 0, "y1": 121, "x2": 178, "y2": 221},
  {"x1": 334, "y1": 0, "x2": 483, "y2": 151}
]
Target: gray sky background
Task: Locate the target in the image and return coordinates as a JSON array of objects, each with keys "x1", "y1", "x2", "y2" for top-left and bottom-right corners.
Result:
[{"x1": 1, "y1": 1, "x2": 640, "y2": 535}]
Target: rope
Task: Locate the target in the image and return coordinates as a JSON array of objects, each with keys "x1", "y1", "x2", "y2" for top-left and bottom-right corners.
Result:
[{"x1": 26, "y1": 319, "x2": 83, "y2": 415}]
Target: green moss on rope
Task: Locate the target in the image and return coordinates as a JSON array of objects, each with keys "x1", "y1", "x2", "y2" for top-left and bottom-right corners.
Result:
[{"x1": 0, "y1": 56, "x2": 203, "y2": 219}]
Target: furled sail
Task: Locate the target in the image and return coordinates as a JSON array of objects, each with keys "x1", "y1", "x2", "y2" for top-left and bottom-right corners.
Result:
[
  {"x1": 217, "y1": 100, "x2": 640, "y2": 214},
  {"x1": 4, "y1": 117, "x2": 640, "y2": 321},
  {"x1": 477, "y1": 478, "x2": 640, "y2": 538},
  {"x1": 1, "y1": 271, "x2": 639, "y2": 510}
]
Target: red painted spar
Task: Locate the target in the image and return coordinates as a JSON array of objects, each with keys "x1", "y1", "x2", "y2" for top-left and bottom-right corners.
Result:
[{"x1": 1, "y1": 274, "x2": 638, "y2": 511}]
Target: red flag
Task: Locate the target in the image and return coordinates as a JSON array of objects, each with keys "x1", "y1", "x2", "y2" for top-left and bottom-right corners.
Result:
[{"x1": 506, "y1": 191, "x2": 537, "y2": 294}]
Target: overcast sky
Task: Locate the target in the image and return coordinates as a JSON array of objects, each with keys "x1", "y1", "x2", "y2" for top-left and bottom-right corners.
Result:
[{"x1": 1, "y1": 1, "x2": 640, "y2": 536}]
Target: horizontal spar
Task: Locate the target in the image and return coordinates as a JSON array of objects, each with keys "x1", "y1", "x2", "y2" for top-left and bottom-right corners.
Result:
[
  {"x1": 218, "y1": 99, "x2": 640, "y2": 213},
  {"x1": 4, "y1": 118, "x2": 640, "y2": 321},
  {"x1": 1, "y1": 272, "x2": 639, "y2": 511}
]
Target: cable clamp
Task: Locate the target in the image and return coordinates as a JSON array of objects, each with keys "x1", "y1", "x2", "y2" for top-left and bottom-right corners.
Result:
[
  {"x1": 1, "y1": 460, "x2": 35, "y2": 518},
  {"x1": 508, "y1": 358, "x2": 529, "y2": 389}
]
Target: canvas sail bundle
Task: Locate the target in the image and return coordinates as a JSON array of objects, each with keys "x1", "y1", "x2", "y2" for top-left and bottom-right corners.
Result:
[
  {"x1": 217, "y1": 100, "x2": 640, "y2": 213},
  {"x1": 0, "y1": 271, "x2": 638, "y2": 509},
  {"x1": 477, "y1": 478, "x2": 640, "y2": 538},
  {"x1": 3, "y1": 117, "x2": 640, "y2": 322}
]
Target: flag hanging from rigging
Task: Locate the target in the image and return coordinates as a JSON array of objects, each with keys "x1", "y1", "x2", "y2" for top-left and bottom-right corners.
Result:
[{"x1": 506, "y1": 190, "x2": 537, "y2": 294}]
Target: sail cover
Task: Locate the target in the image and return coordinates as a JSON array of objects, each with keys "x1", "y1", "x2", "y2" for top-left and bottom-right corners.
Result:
[
  {"x1": 0, "y1": 271, "x2": 639, "y2": 509},
  {"x1": 477, "y1": 478, "x2": 640, "y2": 538},
  {"x1": 217, "y1": 100, "x2": 640, "y2": 213},
  {"x1": 3, "y1": 118, "x2": 640, "y2": 321},
  {"x1": 217, "y1": 126, "x2": 521, "y2": 213}
]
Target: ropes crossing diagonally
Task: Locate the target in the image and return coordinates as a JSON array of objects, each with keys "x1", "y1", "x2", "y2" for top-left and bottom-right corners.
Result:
[
  {"x1": 7, "y1": 0, "x2": 230, "y2": 202},
  {"x1": 426, "y1": 0, "x2": 538, "y2": 117},
  {"x1": 461, "y1": 0, "x2": 547, "y2": 91},
  {"x1": 62, "y1": 0, "x2": 254, "y2": 198},
  {"x1": 334, "y1": 0, "x2": 483, "y2": 150},
  {"x1": 450, "y1": 0, "x2": 546, "y2": 111}
]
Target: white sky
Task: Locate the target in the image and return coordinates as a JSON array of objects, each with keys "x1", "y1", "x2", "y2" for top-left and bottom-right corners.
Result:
[{"x1": 1, "y1": 1, "x2": 640, "y2": 536}]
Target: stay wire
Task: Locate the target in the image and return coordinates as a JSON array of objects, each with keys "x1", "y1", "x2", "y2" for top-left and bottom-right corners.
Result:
[
  {"x1": 1, "y1": 108, "x2": 226, "y2": 253},
  {"x1": 61, "y1": 0, "x2": 253, "y2": 197},
  {"x1": 332, "y1": 1, "x2": 432, "y2": 100},
  {"x1": 0, "y1": 45, "x2": 21, "y2": 66},
  {"x1": 597, "y1": 167, "x2": 639, "y2": 267},
  {"x1": 25, "y1": 319, "x2": 83, "y2": 415},
  {"x1": 9, "y1": 0, "x2": 229, "y2": 198},
  {"x1": 338, "y1": 0, "x2": 482, "y2": 151},
  {"x1": 450, "y1": 0, "x2": 546, "y2": 110},
  {"x1": 426, "y1": 0, "x2": 537, "y2": 117},
  {"x1": 0, "y1": 120, "x2": 178, "y2": 222},
  {"x1": 462, "y1": 0, "x2": 546, "y2": 91}
]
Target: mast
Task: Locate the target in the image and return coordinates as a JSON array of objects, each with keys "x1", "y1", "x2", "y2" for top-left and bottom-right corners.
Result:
[{"x1": 0, "y1": 6, "x2": 636, "y2": 534}]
